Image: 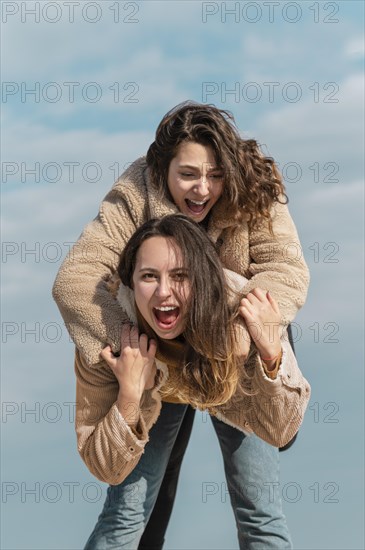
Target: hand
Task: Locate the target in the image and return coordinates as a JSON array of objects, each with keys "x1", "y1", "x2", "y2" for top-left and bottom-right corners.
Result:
[
  {"x1": 238, "y1": 288, "x2": 281, "y2": 362},
  {"x1": 101, "y1": 325, "x2": 157, "y2": 402}
]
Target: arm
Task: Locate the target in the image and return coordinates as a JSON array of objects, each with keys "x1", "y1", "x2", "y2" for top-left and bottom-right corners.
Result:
[
  {"x1": 214, "y1": 286, "x2": 311, "y2": 447},
  {"x1": 246, "y1": 337, "x2": 310, "y2": 447},
  {"x1": 215, "y1": 337, "x2": 311, "y2": 448},
  {"x1": 244, "y1": 199, "x2": 310, "y2": 326},
  {"x1": 223, "y1": 199, "x2": 309, "y2": 357},
  {"x1": 75, "y1": 327, "x2": 157, "y2": 485},
  {"x1": 52, "y1": 160, "x2": 148, "y2": 366}
]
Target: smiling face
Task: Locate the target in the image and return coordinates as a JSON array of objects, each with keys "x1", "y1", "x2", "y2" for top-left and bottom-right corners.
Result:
[
  {"x1": 132, "y1": 236, "x2": 190, "y2": 340},
  {"x1": 167, "y1": 141, "x2": 224, "y2": 222}
]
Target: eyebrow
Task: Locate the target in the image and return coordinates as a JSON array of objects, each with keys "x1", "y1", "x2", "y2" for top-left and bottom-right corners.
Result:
[
  {"x1": 138, "y1": 267, "x2": 188, "y2": 273},
  {"x1": 178, "y1": 164, "x2": 222, "y2": 171}
]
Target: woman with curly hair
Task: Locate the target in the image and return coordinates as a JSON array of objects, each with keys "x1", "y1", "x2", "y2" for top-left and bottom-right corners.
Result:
[{"x1": 53, "y1": 102, "x2": 310, "y2": 549}]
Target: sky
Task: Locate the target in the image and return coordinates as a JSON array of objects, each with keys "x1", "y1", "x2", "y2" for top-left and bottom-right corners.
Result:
[{"x1": 1, "y1": 1, "x2": 364, "y2": 549}]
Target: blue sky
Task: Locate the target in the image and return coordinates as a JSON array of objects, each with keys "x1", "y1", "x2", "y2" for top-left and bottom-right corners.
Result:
[{"x1": 1, "y1": 1, "x2": 364, "y2": 548}]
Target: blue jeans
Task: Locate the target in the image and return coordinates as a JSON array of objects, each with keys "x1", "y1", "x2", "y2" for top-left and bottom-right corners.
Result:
[{"x1": 84, "y1": 403, "x2": 292, "y2": 550}]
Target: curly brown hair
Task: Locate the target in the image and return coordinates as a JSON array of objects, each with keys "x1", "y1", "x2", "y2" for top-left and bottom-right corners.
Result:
[{"x1": 146, "y1": 101, "x2": 288, "y2": 230}]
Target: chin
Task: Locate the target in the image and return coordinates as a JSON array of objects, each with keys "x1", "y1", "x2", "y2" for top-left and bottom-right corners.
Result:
[
  {"x1": 152, "y1": 323, "x2": 183, "y2": 340},
  {"x1": 156, "y1": 328, "x2": 181, "y2": 340},
  {"x1": 184, "y1": 209, "x2": 209, "y2": 222}
]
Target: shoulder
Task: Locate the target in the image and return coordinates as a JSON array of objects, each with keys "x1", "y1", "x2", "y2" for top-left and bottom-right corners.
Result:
[
  {"x1": 115, "y1": 156, "x2": 148, "y2": 185},
  {"x1": 99, "y1": 156, "x2": 151, "y2": 226},
  {"x1": 112, "y1": 156, "x2": 149, "y2": 198}
]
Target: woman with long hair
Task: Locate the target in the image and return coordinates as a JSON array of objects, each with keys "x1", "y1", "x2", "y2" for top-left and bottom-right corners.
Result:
[
  {"x1": 53, "y1": 101, "x2": 310, "y2": 548},
  {"x1": 74, "y1": 214, "x2": 310, "y2": 548}
]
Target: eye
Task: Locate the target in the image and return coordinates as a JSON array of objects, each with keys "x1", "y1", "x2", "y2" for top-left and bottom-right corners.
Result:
[
  {"x1": 172, "y1": 271, "x2": 189, "y2": 282},
  {"x1": 209, "y1": 173, "x2": 223, "y2": 180},
  {"x1": 141, "y1": 272, "x2": 157, "y2": 280},
  {"x1": 180, "y1": 172, "x2": 196, "y2": 178}
]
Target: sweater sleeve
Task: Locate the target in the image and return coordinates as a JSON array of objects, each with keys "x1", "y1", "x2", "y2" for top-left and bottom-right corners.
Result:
[
  {"x1": 74, "y1": 348, "x2": 152, "y2": 485},
  {"x1": 52, "y1": 160, "x2": 148, "y2": 366},
  {"x1": 214, "y1": 336, "x2": 311, "y2": 448},
  {"x1": 244, "y1": 199, "x2": 310, "y2": 325}
]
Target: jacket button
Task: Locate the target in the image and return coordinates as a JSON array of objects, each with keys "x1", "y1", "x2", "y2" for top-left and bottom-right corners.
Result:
[{"x1": 129, "y1": 446, "x2": 135, "y2": 453}]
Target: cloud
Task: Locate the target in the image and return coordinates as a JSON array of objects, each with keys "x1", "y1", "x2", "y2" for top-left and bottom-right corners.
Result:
[
  {"x1": 344, "y1": 37, "x2": 365, "y2": 58},
  {"x1": 250, "y1": 73, "x2": 363, "y2": 190},
  {"x1": 2, "y1": 118, "x2": 150, "y2": 166},
  {"x1": 1, "y1": 2, "x2": 205, "y2": 82},
  {"x1": 2, "y1": 124, "x2": 153, "y2": 310}
]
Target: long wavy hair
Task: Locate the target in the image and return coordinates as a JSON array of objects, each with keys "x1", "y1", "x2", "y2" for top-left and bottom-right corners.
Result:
[
  {"x1": 117, "y1": 214, "x2": 242, "y2": 409},
  {"x1": 146, "y1": 101, "x2": 287, "y2": 230}
]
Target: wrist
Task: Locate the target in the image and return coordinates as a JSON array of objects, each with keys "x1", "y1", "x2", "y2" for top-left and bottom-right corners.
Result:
[
  {"x1": 258, "y1": 346, "x2": 281, "y2": 364},
  {"x1": 261, "y1": 357, "x2": 278, "y2": 371},
  {"x1": 260, "y1": 348, "x2": 282, "y2": 379},
  {"x1": 117, "y1": 391, "x2": 141, "y2": 426}
]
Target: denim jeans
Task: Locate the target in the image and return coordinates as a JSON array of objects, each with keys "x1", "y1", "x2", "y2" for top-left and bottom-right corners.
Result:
[
  {"x1": 139, "y1": 405, "x2": 196, "y2": 550},
  {"x1": 84, "y1": 403, "x2": 292, "y2": 550}
]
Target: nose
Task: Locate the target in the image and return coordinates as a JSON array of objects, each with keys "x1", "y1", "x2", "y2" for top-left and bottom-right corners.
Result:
[
  {"x1": 193, "y1": 175, "x2": 209, "y2": 195},
  {"x1": 155, "y1": 276, "x2": 172, "y2": 298}
]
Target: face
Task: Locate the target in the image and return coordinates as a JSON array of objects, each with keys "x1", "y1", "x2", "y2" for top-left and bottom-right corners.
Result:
[
  {"x1": 132, "y1": 236, "x2": 190, "y2": 340},
  {"x1": 167, "y1": 141, "x2": 224, "y2": 222}
]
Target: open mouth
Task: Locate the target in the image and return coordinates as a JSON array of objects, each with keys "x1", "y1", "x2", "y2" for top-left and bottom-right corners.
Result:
[
  {"x1": 153, "y1": 306, "x2": 180, "y2": 330},
  {"x1": 185, "y1": 198, "x2": 209, "y2": 215}
]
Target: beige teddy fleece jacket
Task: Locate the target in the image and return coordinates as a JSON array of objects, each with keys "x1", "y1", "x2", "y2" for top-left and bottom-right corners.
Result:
[
  {"x1": 74, "y1": 270, "x2": 311, "y2": 486},
  {"x1": 53, "y1": 157, "x2": 310, "y2": 367},
  {"x1": 53, "y1": 156, "x2": 311, "y2": 484}
]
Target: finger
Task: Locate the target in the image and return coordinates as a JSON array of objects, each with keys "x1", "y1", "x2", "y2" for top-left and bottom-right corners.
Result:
[
  {"x1": 240, "y1": 297, "x2": 254, "y2": 310},
  {"x1": 121, "y1": 324, "x2": 131, "y2": 348},
  {"x1": 239, "y1": 298, "x2": 254, "y2": 319},
  {"x1": 250, "y1": 287, "x2": 268, "y2": 302},
  {"x1": 266, "y1": 291, "x2": 281, "y2": 315},
  {"x1": 129, "y1": 325, "x2": 140, "y2": 348},
  {"x1": 100, "y1": 346, "x2": 117, "y2": 368},
  {"x1": 238, "y1": 308, "x2": 254, "y2": 325},
  {"x1": 138, "y1": 333, "x2": 149, "y2": 354},
  {"x1": 100, "y1": 345, "x2": 111, "y2": 359},
  {"x1": 138, "y1": 335, "x2": 157, "y2": 358},
  {"x1": 245, "y1": 291, "x2": 262, "y2": 306},
  {"x1": 147, "y1": 339, "x2": 157, "y2": 359}
]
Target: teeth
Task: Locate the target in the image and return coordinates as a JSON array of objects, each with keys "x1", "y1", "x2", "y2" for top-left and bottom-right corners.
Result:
[
  {"x1": 188, "y1": 199, "x2": 208, "y2": 205},
  {"x1": 155, "y1": 306, "x2": 177, "y2": 311}
]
